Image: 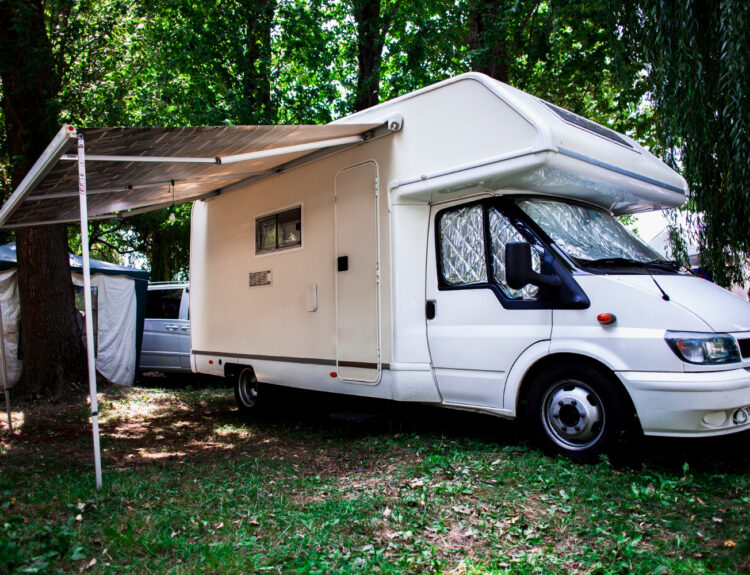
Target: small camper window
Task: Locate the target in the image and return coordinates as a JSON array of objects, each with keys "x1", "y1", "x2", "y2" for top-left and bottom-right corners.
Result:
[{"x1": 255, "y1": 206, "x2": 302, "y2": 254}]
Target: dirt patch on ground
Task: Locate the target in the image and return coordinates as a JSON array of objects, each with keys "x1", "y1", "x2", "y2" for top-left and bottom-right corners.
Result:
[{"x1": 0, "y1": 384, "x2": 429, "y2": 483}]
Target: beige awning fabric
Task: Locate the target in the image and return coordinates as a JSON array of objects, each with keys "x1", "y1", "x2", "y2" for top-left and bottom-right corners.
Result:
[{"x1": 0, "y1": 123, "x2": 385, "y2": 229}]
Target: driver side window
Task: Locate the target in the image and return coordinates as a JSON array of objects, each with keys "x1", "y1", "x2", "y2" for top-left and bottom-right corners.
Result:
[{"x1": 437, "y1": 202, "x2": 541, "y2": 301}]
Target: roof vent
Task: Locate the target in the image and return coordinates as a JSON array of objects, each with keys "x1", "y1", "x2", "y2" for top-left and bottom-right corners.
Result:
[{"x1": 540, "y1": 100, "x2": 633, "y2": 149}]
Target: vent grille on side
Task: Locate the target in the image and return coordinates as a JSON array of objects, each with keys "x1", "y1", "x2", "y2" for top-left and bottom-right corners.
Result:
[
  {"x1": 249, "y1": 270, "x2": 272, "y2": 287},
  {"x1": 738, "y1": 338, "x2": 750, "y2": 359}
]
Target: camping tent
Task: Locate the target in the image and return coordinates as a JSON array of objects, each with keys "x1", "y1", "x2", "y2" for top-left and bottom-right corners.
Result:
[{"x1": 0, "y1": 243, "x2": 149, "y2": 387}]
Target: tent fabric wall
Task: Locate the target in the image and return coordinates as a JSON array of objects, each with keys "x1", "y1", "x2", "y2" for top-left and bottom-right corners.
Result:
[
  {"x1": 0, "y1": 244, "x2": 148, "y2": 388},
  {"x1": 72, "y1": 274, "x2": 137, "y2": 386},
  {"x1": 0, "y1": 269, "x2": 22, "y2": 389}
]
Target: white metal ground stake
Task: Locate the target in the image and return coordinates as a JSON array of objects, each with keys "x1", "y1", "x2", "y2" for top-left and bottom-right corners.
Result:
[
  {"x1": 0, "y1": 296, "x2": 12, "y2": 433},
  {"x1": 77, "y1": 134, "x2": 103, "y2": 489}
]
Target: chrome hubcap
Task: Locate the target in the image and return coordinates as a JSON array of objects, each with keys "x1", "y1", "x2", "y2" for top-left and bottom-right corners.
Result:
[{"x1": 541, "y1": 380, "x2": 604, "y2": 450}]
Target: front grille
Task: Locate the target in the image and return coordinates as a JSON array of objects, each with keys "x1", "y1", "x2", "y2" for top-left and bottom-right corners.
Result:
[{"x1": 738, "y1": 338, "x2": 750, "y2": 359}]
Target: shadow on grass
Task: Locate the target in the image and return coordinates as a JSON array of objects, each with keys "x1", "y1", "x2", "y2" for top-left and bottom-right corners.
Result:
[{"x1": 3, "y1": 375, "x2": 748, "y2": 481}]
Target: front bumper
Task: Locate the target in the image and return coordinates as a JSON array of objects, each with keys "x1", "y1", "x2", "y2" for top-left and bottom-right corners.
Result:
[{"x1": 617, "y1": 368, "x2": 750, "y2": 437}]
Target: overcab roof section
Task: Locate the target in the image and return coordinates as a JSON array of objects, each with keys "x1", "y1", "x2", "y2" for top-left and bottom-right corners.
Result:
[{"x1": 0, "y1": 121, "x2": 397, "y2": 229}]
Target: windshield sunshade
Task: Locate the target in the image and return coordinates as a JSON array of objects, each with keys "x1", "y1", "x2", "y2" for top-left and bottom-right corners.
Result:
[{"x1": 517, "y1": 199, "x2": 663, "y2": 263}]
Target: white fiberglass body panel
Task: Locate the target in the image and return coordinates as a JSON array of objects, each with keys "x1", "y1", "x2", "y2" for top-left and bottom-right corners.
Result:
[
  {"x1": 653, "y1": 275, "x2": 750, "y2": 333},
  {"x1": 341, "y1": 74, "x2": 687, "y2": 214}
]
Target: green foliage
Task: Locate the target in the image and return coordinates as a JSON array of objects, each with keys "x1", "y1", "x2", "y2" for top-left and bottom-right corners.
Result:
[
  {"x1": 636, "y1": 0, "x2": 750, "y2": 287},
  {"x1": 3, "y1": 0, "x2": 746, "y2": 281}
]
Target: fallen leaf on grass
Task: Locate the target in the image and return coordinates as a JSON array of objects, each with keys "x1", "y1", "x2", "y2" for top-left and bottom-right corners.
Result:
[
  {"x1": 80, "y1": 558, "x2": 96, "y2": 572},
  {"x1": 712, "y1": 517, "x2": 723, "y2": 523},
  {"x1": 452, "y1": 505, "x2": 471, "y2": 515},
  {"x1": 723, "y1": 540, "x2": 736, "y2": 548},
  {"x1": 383, "y1": 507, "x2": 392, "y2": 517}
]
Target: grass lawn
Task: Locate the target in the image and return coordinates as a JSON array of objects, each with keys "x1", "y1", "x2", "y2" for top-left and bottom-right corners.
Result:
[{"x1": 1, "y1": 377, "x2": 748, "y2": 574}]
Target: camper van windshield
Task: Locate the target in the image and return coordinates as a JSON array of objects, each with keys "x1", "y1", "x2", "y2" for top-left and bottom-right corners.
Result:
[{"x1": 517, "y1": 199, "x2": 668, "y2": 268}]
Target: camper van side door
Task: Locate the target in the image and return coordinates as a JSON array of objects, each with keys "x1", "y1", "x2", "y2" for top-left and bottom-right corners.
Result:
[{"x1": 426, "y1": 201, "x2": 552, "y2": 410}]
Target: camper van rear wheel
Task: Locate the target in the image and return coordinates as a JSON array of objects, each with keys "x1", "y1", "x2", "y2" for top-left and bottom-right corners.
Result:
[
  {"x1": 525, "y1": 363, "x2": 625, "y2": 462},
  {"x1": 234, "y1": 368, "x2": 259, "y2": 412}
]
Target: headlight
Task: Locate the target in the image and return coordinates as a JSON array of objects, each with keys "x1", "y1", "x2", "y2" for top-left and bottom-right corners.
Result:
[{"x1": 665, "y1": 331, "x2": 741, "y2": 365}]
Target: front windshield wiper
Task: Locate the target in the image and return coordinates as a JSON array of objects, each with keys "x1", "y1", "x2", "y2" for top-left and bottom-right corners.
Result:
[
  {"x1": 644, "y1": 259, "x2": 682, "y2": 272},
  {"x1": 581, "y1": 257, "x2": 681, "y2": 273},
  {"x1": 582, "y1": 257, "x2": 646, "y2": 268}
]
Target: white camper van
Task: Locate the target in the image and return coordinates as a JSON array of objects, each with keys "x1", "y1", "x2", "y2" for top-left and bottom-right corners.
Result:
[{"x1": 189, "y1": 73, "x2": 750, "y2": 460}]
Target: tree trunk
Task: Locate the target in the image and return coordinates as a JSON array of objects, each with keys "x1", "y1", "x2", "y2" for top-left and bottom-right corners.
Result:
[
  {"x1": 16, "y1": 226, "x2": 86, "y2": 397},
  {"x1": 467, "y1": 0, "x2": 510, "y2": 83},
  {"x1": 0, "y1": 0, "x2": 86, "y2": 397},
  {"x1": 239, "y1": 0, "x2": 276, "y2": 124},
  {"x1": 353, "y1": 0, "x2": 386, "y2": 111}
]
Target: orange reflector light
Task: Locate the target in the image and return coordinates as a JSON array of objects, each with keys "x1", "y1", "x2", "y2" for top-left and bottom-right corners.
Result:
[
  {"x1": 208, "y1": 359, "x2": 214, "y2": 364},
  {"x1": 330, "y1": 372, "x2": 338, "y2": 378},
  {"x1": 597, "y1": 313, "x2": 616, "y2": 325}
]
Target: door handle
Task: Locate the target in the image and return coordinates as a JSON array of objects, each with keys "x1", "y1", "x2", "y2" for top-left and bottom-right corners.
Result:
[
  {"x1": 180, "y1": 326, "x2": 190, "y2": 331},
  {"x1": 337, "y1": 256, "x2": 349, "y2": 272},
  {"x1": 426, "y1": 300, "x2": 436, "y2": 320},
  {"x1": 165, "y1": 325, "x2": 179, "y2": 331}
]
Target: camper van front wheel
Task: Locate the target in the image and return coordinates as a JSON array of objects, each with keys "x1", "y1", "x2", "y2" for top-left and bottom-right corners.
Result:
[
  {"x1": 525, "y1": 363, "x2": 625, "y2": 462},
  {"x1": 234, "y1": 368, "x2": 259, "y2": 412}
]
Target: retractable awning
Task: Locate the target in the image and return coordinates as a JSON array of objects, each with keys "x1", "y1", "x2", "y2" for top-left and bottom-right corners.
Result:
[
  {"x1": 0, "y1": 120, "x2": 399, "y2": 229},
  {"x1": 0, "y1": 117, "x2": 400, "y2": 489}
]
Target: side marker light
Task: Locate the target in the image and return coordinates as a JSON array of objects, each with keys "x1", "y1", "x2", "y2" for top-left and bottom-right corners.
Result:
[
  {"x1": 597, "y1": 313, "x2": 616, "y2": 325},
  {"x1": 330, "y1": 372, "x2": 338, "y2": 378}
]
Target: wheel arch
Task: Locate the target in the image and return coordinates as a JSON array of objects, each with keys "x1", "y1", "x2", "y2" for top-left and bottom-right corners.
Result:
[
  {"x1": 515, "y1": 353, "x2": 638, "y2": 428},
  {"x1": 224, "y1": 362, "x2": 254, "y2": 380}
]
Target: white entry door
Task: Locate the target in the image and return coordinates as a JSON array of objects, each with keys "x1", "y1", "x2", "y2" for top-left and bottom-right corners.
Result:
[
  {"x1": 334, "y1": 162, "x2": 380, "y2": 383},
  {"x1": 426, "y1": 200, "x2": 551, "y2": 409}
]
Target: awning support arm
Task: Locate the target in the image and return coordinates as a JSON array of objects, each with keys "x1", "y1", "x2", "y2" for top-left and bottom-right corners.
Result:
[
  {"x1": 77, "y1": 134, "x2": 103, "y2": 490},
  {"x1": 0, "y1": 125, "x2": 78, "y2": 228},
  {"x1": 58, "y1": 134, "x2": 367, "y2": 165}
]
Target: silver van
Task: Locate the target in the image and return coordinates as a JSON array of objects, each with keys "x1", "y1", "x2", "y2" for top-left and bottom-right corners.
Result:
[{"x1": 140, "y1": 282, "x2": 191, "y2": 373}]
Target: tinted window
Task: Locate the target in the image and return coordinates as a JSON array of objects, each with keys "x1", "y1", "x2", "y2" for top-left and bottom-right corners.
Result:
[{"x1": 146, "y1": 289, "x2": 183, "y2": 319}]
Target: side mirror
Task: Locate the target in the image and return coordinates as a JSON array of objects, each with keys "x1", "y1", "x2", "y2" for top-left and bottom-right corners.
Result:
[{"x1": 505, "y1": 243, "x2": 560, "y2": 290}]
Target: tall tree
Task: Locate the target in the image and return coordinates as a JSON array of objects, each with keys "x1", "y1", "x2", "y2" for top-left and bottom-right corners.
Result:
[
  {"x1": 635, "y1": 0, "x2": 750, "y2": 287},
  {"x1": 350, "y1": 0, "x2": 404, "y2": 111},
  {"x1": 59, "y1": 0, "x2": 279, "y2": 280},
  {"x1": 0, "y1": 0, "x2": 85, "y2": 397},
  {"x1": 352, "y1": 0, "x2": 386, "y2": 110},
  {"x1": 237, "y1": 0, "x2": 277, "y2": 124},
  {"x1": 465, "y1": 1, "x2": 650, "y2": 135}
]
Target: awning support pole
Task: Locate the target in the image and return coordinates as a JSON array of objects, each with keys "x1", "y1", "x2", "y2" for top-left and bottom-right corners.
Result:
[
  {"x1": 77, "y1": 134, "x2": 103, "y2": 490},
  {"x1": 0, "y1": 295, "x2": 12, "y2": 434}
]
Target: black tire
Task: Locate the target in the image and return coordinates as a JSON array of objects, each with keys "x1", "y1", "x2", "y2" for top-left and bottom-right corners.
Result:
[
  {"x1": 525, "y1": 362, "x2": 627, "y2": 462},
  {"x1": 234, "y1": 367, "x2": 260, "y2": 413}
]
